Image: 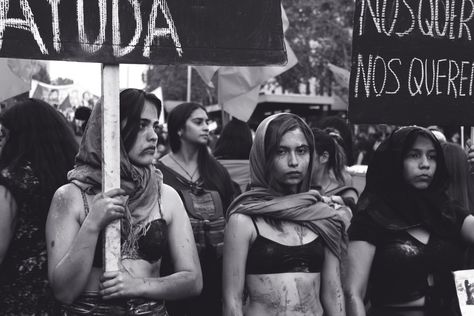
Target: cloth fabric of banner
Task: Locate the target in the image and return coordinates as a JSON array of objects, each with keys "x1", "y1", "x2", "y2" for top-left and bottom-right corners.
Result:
[{"x1": 193, "y1": 5, "x2": 297, "y2": 122}]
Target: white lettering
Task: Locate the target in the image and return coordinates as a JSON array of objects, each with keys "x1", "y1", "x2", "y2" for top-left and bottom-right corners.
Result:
[
  {"x1": 112, "y1": 0, "x2": 142, "y2": 57},
  {"x1": 0, "y1": 0, "x2": 48, "y2": 54},
  {"x1": 77, "y1": 0, "x2": 106, "y2": 54},
  {"x1": 47, "y1": 0, "x2": 60, "y2": 52},
  {"x1": 143, "y1": 0, "x2": 182, "y2": 58}
]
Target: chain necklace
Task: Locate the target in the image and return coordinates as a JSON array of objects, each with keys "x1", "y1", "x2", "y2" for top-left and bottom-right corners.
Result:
[{"x1": 169, "y1": 153, "x2": 198, "y2": 182}]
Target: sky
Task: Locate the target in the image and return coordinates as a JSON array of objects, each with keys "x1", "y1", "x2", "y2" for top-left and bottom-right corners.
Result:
[{"x1": 48, "y1": 61, "x2": 148, "y2": 96}]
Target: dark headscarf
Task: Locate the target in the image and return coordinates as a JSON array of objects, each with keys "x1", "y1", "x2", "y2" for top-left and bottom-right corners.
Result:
[
  {"x1": 227, "y1": 114, "x2": 349, "y2": 260},
  {"x1": 67, "y1": 101, "x2": 163, "y2": 258},
  {"x1": 357, "y1": 126, "x2": 459, "y2": 237}
]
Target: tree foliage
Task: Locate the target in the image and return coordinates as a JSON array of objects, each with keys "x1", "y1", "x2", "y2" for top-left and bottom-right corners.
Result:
[
  {"x1": 278, "y1": 0, "x2": 354, "y2": 94},
  {"x1": 144, "y1": 65, "x2": 216, "y2": 105}
]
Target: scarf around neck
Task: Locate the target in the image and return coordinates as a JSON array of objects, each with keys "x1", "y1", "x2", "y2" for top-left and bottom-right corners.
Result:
[
  {"x1": 67, "y1": 101, "x2": 163, "y2": 258},
  {"x1": 227, "y1": 114, "x2": 348, "y2": 260}
]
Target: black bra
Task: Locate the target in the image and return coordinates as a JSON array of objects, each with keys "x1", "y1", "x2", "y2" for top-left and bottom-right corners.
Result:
[
  {"x1": 246, "y1": 217, "x2": 324, "y2": 274},
  {"x1": 79, "y1": 189, "x2": 168, "y2": 267}
]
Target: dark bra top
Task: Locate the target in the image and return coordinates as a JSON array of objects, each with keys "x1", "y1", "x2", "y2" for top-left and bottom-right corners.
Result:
[
  {"x1": 246, "y1": 217, "x2": 325, "y2": 274},
  {"x1": 79, "y1": 189, "x2": 168, "y2": 267},
  {"x1": 369, "y1": 230, "x2": 464, "y2": 306}
]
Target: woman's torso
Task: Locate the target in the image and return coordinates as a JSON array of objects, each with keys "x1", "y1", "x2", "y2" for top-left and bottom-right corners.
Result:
[
  {"x1": 368, "y1": 226, "x2": 464, "y2": 315},
  {"x1": 244, "y1": 217, "x2": 325, "y2": 316},
  {"x1": 77, "y1": 190, "x2": 168, "y2": 293},
  {"x1": 156, "y1": 159, "x2": 225, "y2": 315}
]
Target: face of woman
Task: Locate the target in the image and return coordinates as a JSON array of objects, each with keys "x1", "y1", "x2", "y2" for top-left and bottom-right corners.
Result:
[
  {"x1": 402, "y1": 135, "x2": 437, "y2": 190},
  {"x1": 181, "y1": 108, "x2": 209, "y2": 145},
  {"x1": 127, "y1": 100, "x2": 159, "y2": 166},
  {"x1": 272, "y1": 128, "x2": 310, "y2": 193}
]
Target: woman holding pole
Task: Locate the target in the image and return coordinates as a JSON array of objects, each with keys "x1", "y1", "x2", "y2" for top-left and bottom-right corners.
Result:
[{"x1": 46, "y1": 89, "x2": 202, "y2": 315}]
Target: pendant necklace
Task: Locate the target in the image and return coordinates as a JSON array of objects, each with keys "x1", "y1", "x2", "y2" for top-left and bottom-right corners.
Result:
[{"x1": 169, "y1": 153, "x2": 198, "y2": 182}]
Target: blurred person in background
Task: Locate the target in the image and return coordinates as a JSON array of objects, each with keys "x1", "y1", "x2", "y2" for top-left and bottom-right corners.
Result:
[
  {"x1": 213, "y1": 118, "x2": 253, "y2": 192},
  {"x1": 312, "y1": 128, "x2": 358, "y2": 213},
  {"x1": 319, "y1": 115, "x2": 355, "y2": 166},
  {"x1": 0, "y1": 98, "x2": 78, "y2": 314}
]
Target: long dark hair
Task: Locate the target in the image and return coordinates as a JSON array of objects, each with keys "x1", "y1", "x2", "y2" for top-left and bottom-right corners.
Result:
[
  {"x1": 442, "y1": 142, "x2": 472, "y2": 210},
  {"x1": 319, "y1": 116, "x2": 355, "y2": 165},
  {"x1": 213, "y1": 118, "x2": 253, "y2": 159},
  {"x1": 312, "y1": 128, "x2": 347, "y2": 184},
  {"x1": 119, "y1": 88, "x2": 161, "y2": 152},
  {"x1": 357, "y1": 126, "x2": 458, "y2": 237},
  {"x1": 167, "y1": 102, "x2": 236, "y2": 208},
  {"x1": 0, "y1": 98, "x2": 78, "y2": 200}
]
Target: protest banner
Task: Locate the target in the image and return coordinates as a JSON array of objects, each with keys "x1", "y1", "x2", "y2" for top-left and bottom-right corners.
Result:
[
  {"x1": 0, "y1": 0, "x2": 286, "y2": 270},
  {"x1": 349, "y1": 0, "x2": 474, "y2": 125},
  {"x1": 0, "y1": 0, "x2": 286, "y2": 66}
]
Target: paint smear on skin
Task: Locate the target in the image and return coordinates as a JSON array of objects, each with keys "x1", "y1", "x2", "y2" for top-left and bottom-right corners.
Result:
[
  {"x1": 249, "y1": 276, "x2": 284, "y2": 312},
  {"x1": 293, "y1": 277, "x2": 320, "y2": 315}
]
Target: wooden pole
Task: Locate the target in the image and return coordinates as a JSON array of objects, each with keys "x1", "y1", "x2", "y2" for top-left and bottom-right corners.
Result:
[
  {"x1": 101, "y1": 64, "x2": 121, "y2": 271},
  {"x1": 187, "y1": 66, "x2": 192, "y2": 102},
  {"x1": 471, "y1": 127, "x2": 474, "y2": 149}
]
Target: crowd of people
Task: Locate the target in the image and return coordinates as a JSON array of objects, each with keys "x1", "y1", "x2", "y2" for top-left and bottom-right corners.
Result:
[{"x1": 2, "y1": 89, "x2": 474, "y2": 316}]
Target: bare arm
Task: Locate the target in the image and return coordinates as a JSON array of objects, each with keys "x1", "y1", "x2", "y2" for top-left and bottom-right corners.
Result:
[
  {"x1": 321, "y1": 247, "x2": 345, "y2": 316},
  {"x1": 0, "y1": 185, "x2": 17, "y2": 264},
  {"x1": 100, "y1": 184, "x2": 202, "y2": 300},
  {"x1": 46, "y1": 184, "x2": 125, "y2": 304},
  {"x1": 223, "y1": 214, "x2": 253, "y2": 316},
  {"x1": 344, "y1": 241, "x2": 376, "y2": 316},
  {"x1": 461, "y1": 215, "x2": 474, "y2": 243}
]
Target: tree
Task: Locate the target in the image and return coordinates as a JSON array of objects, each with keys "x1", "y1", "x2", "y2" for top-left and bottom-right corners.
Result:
[
  {"x1": 279, "y1": 0, "x2": 354, "y2": 96},
  {"x1": 144, "y1": 65, "x2": 216, "y2": 105}
]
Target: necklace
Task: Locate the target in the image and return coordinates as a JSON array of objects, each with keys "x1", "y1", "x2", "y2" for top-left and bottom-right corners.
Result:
[{"x1": 169, "y1": 153, "x2": 198, "y2": 182}]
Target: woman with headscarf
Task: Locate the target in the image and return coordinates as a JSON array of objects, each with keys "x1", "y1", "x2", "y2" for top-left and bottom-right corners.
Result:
[
  {"x1": 46, "y1": 89, "x2": 202, "y2": 315},
  {"x1": 345, "y1": 126, "x2": 474, "y2": 316},
  {"x1": 223, "y1": 113, "x2": 349, "y2": 316}
]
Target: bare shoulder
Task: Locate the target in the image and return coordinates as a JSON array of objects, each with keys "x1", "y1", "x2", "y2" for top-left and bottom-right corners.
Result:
[
  {"x1": 160, "y1": 183, "x2": 185, "y2": 221},
  {"x1": 0, "y1": 184, "x2": 14, "y2": 201},
  {"x1": 226, "y1": 213, "x2": 255, "y2": 238},
  {"x1": 49, "y1": 183, "x2": 84, "y2": 221}
]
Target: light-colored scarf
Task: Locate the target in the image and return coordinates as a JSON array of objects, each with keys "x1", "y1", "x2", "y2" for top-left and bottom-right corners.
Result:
[
  {"x1": 227, "y1": 114, "x2": 348, "y2": 260},
  {"x1": 67, "y1": 101, "x2": 162, "y2": 259}
]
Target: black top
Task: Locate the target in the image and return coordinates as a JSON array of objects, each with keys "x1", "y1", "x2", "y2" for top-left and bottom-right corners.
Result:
[
  {"x1": 79, "y1": 189, "x2": 168, "y2": 267},
  {"x1": 349, "y1": 211, "x2": 467, "y2": 308},
  {"x1": 246, "y1": 217, "x2": 325, "y2": 274}
]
